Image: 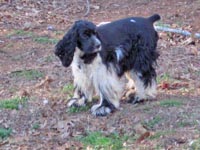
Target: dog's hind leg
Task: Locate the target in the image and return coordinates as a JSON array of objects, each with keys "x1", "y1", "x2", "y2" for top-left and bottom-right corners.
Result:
[
  {"x1": 125, "y1": 71, "x2": 135, "y2": 89},
  {"x1": 127, "y1": 71, "x2": 157, "y2": 104}
]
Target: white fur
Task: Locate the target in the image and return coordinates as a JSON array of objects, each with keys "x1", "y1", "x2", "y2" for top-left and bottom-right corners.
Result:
[
  {"x1": 130, "y1": 19, "x2": 136, "y2": 23},
  {"x1": 125, "y1": 71, "x2": 135, "y2": 89},
  {"x1": 92, "y1": 54, "x2": 125, "y2": 108},
  {"x1": 71, "y1": 49, "x2": 95, "y2": 102},
  {"x1": 70, "y1": 48, "x2": 125, "y2": 113},
  {"x1": 115, "y1": 47, "x2": 124, "y2": 62},
  {"x1": 129, "y1": 71, "x2": 157, "y2": 100},
  {"x1": 97, "y1": 22, "x2": 110, "y2": 26}
]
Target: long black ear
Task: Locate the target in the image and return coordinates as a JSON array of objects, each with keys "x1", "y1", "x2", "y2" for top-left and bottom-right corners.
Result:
[{"x1": 55, "y1": 23, "x2": 78, "y2": 67}]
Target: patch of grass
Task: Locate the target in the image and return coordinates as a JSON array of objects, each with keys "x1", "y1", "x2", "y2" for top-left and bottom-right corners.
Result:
[
  {"x1": 55, "y1": 30, "x2": 64, "y2": 35},
  {"x1": 160, "y1": 99, "x2": 183, "y2": 107},
  {"x1": 62, "y1": 84, "x2": 74, "y2": 93},
  {"x1": 149, "y1": 130, "x2": 175, "y2": 140},
  {"x1": 10, "y1": 69, "x2": 44, "y2": 80},
  {"x1": 143, "y1": 106, "x2": 151, "y2": 112},
  {"x1": 143, "y1": 116, "x2": 162, "y2": 129},
  {"x1": 78, "y1": 131, "x2": 126, "y2": 150},
  {"x1": 155, "y1": 21, "x2": 171, "y2": 28},
  {"x1": 9, "y1": 87, "x2": 17, "y2": 93},
  {"x1": 177, "y1": 121, "x2": 191, "y2": 128},
  {"x1": 195, "y1": 70, "x2": 200, "y2": 76},
  {"x1": 7, "y1": 29, "x2": 33, "y2": 37},
  {"x1": 0, "y1": 97, "x2": 28, "y2": 110},
  {"x1": 177, "y1": 120, "x2": 198, "y2": 128},
  {"x1": 67, "y1": 105, "x2": 90, "y2": 114},
  {"x1": 62, "y1": 83, "x2": 74, "y2": 98},
  {"x1": 191, "y1": 139, "x2": 200, "y2": 150},
  {"x1": 157, "y1": 73, "x2": 172, "y2": 83},
  {"x1": 0, "y1": 128, "x2": 12, "y2": 139},
  {"x1": 32, "y1": 122, "x2": 40, "y2": 130},
  {"x1": 33, "y1": 37, "x2": 58, "y2": 44},
  {"x1": 43, "y1": 55, "x2": 56, "y2": 63}
]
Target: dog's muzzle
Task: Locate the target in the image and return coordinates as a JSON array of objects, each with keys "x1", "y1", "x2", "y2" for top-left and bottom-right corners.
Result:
[{"x1": 93, "y1": 36, "x2": 102, "y2": 52}]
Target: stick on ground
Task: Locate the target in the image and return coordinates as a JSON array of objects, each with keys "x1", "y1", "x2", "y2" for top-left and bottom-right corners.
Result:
[
  {"x1": 84, "y1": 0, "x2": 90, "y2": 17},
  {"x1": 155, "y1": 26, "x2": 200, "y2": 39}
]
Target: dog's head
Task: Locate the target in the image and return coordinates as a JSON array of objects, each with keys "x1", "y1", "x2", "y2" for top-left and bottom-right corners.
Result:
[{"x1": 54, "y1": 20, "x2": 101, "y2": 67}]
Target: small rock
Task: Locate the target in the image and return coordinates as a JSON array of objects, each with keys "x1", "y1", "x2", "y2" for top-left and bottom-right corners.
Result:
[
  {"x1": 43, "y1": 99, "x2": 49, "y2": 105},
  {"x1": 47, "y1": 25, "x2": 55, "y2": 31},
  {"x1": 18, "y1": 104, "x2": 23, "y2": 110},
  {"x1": 90, "y1": 5, "x2": 100, "y2": 10},
  {"x1": 23, "y1": 22, "x2": 32, "y2": 29}
]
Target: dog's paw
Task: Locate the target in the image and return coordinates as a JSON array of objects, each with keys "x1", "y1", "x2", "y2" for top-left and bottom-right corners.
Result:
[
  {"x1": 127, "y1": 95, "x2": 146, "y2": 104},
  {"x1": 91, "y1": 104, "x2": 113, "y2": 116},
  {"x1": 67, "y1": 97, "x2": 86, "y2": 107}
]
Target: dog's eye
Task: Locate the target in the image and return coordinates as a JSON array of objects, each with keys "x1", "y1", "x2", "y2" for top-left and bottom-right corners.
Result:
[{"x1": 83, "y1": 30, "x2": 91, "y2": 37}]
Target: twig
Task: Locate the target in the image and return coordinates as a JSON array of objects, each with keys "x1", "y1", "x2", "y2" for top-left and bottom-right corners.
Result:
[
  {"x1": 155, "y1": 26, "x2": 200, "y2": 39},
  {"x1": 84, "y1": 0, "x2": 90, "y2": 17}
]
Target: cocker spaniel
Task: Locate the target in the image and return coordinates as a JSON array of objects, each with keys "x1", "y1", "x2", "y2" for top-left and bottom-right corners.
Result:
[{"x1": 54, "y1": 14, "x2": 160, "y2": 116}]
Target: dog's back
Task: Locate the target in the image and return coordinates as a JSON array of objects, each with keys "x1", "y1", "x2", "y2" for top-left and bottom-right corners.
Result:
[{"x1": 97, "y1": 14, "x2": 160, "y2": 47}]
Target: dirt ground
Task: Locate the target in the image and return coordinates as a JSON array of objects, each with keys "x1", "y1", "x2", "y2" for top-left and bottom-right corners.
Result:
[{"x1": 0, "y1": 0, "x2": 200, "y2": 149}]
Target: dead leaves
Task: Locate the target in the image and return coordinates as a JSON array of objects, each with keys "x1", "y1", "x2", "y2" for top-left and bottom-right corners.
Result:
[
  {"x1": 34, "y1": 76, "x2": 53, "y2": 91},
  {"x1": 56, "y1": 120, "x2": 75, "y2": 139},
  {"x1": 133, "y1": 123, "x2": 151, "y2": 143},
  {"x1": 158, "y1": 82, "x2": 189, "y2": 90}
]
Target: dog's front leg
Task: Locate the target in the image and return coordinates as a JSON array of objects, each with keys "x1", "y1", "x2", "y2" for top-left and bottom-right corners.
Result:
[
  {"x1": 67, "y1": 62, "x2": 94, "y2": 107},
  {"x1": 67, "y1": 84, "x2": 88, "y2": 107},
  {"x1": 91, "y1": 93, "x2": 116, "y2": 116},
  {"x1": 90, "y1": 61, "x2": 124, "y2": 116}
]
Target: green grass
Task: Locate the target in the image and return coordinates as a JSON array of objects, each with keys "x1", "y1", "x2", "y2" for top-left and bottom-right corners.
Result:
[
  {"x1": 7, "y1": 29, "x2": 34, "y2": 37},
  {"x1": 0, "y1": 128, "x2": 12, "y2": 139},
  {"x1": 149, "y1": 130, "x2": 175, "y2": 140},
  {"x1": 0, "y1": 97, "x2": 28, "y2": 110},
  {"x1": 177, "y1": 121, "x2": 191, "y2": 128},
  {"x1": 32, "y1": 122, "x2": 40, "y2": 130},
  {"x1": 7, "y1": 29, "x2": 59, "y2": 45},
  {"x1": 10, "y1": 69, "x2": 44, "y2": 80},
  {"x1": 191, "y1": 139, "x2": 200, "y2": 150},
  {"x1": 155, "y1": 21, "x2": 171, "y2": 28},
  {"x1": 67, "y1": 105, "x2": 90, "y2": 114},
  {"x1": 157, "y1": 73, "x2": 172, "y2": 83},
  {"x1": 62, "y1": 84, "x2": 74, "y2": 93},
  {"x1": 33, "y1": 37, "x2": 58, "y2": 44},
  {"x1": 143, "y1": 116, "x2": 162, "y2": 129},
  {"x1": 43, "y1": 55, "x2": 56, "y2": 63},
  {"x1": 62, "y1": 83, "x2": 74, "y2": 98},
  {"x1": 160, "y1": 99, "x2": 183, "y2": 107},
  {"x1": 55, "y1": 30, "x2": 64, "y2": 35},
  {"x1": 78, "y1": 131, "x2": 127, "y2": 150}
]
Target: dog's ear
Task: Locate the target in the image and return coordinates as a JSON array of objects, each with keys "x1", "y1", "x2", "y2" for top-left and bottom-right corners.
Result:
[{"x1": 55, "y1": 22, "x2": 79, "y2": 67}]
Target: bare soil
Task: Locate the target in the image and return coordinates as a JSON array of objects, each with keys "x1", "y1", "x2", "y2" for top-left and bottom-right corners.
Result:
[{"x1": 0, "y1": 0, "x2": 200, "y2": 149}]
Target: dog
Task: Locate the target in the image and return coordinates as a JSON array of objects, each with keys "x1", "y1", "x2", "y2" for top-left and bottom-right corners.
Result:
[{"x1": 54, "y1": 14, "x2": 160, "y2": 116}]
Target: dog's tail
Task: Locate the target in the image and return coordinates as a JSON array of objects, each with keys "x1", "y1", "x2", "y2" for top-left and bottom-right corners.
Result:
[{"x1": 148, "y1": 14, "x2": 161, "y2": 23}]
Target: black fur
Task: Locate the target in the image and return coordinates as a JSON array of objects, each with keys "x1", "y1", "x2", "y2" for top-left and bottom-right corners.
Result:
[
  {"x1": 80, "y1": 53, "x2": 97, "y2": 64},
  {"x1": 54, "y1": 20, "x2": 100, "y2": 67},
  {"x1": 97, "y1": 14, "x2": 160, "y2": 87}
]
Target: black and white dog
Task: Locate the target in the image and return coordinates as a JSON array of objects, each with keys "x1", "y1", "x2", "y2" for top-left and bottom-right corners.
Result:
[{"x1": 55, "y1": 14, "x2": 160, "y2": 116}]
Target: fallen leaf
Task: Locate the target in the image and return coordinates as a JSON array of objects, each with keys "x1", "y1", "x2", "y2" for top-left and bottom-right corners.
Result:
[
  {"x1": 159, "y1": 82, "x2": 170, "y2": 90},
  {"x1": 136, "y1": 131, "x2": 151, "y2": 143}
]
